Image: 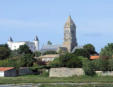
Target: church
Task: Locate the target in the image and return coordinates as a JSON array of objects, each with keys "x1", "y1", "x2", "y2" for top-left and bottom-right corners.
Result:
[
  {"x1": 7, "y1": 16, "x2": 81, "y2": 53},
  {"x1": 40, "y1": 16, "x2": 82, "y2": 53}
]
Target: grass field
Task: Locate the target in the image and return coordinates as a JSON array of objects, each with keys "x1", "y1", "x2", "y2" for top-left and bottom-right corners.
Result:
[
  {"x1": 39, "y1": 84, "x2": 113, "y2": 87},
  {"x1": 0, "y1": 75, "x2": 113, "y2": 84}
]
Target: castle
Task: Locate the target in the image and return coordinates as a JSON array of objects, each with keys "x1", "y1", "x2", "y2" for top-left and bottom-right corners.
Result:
[
  {"x1": 7, "y1": 36, "x2": 39, "y2": 52},
  {"x1": 7, "y1": 16, "x2": 80, "y2": 53}
]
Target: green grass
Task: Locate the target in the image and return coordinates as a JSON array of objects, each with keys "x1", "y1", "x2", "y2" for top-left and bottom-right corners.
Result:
[
  {"x1": 39, "y1": 84, "x2": 113, "y2": 87},
  {"x1": 0, "y1": 75, "x2": 113, "y2": 84}
]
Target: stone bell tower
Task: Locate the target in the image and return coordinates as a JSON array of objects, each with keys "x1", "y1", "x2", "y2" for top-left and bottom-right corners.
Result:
[{"x1": 63, "y1": 16, "x2": 77, "y2": 52}]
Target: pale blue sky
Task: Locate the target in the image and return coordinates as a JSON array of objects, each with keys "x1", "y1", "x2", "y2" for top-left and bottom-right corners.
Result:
[{"x1": 0, "y1": 0, "x2": 113, "y2": 52}]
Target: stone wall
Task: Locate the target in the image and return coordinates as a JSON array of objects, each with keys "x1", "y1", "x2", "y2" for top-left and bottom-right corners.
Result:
[
  {"x1": 49, "y1": 68, "x2": 84, "y2": 77},
  {"x1": 96, "y1": 71, "x2": 113, "y2": 76}
]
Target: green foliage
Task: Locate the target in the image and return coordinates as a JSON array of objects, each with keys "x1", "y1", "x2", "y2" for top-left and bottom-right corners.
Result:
[
  {"x1": 47, "y1": 41, "x2": 52, "y2": 45},
  {"x1": 43, "y1": 51, "x2": 57, "y2": 55},
  {"x1": 50, "y1": 53, "x2": 82, "y2": 68},
  {"x1": 73, "y1": 44, "x2": 97, "y2": 59},
  {"x1": 83, "y1": 44, "x2": 96, "y2": 55},
  {"x1": 49, "y1": 58, "x2": 61, "y2": 67},
  {"x1": 83, "y1": 59, "x2": 95, "y2": 76},
  {"x1": 20, "y1": 54, "x2": 35, "y2": 67},
  {"x1": 0, "y1": 46, "x2": 11, "y2": 60},
  {"x1": 73, "y1": 49, "x2": 89, "y2": 58},
  {"x1": 100, "y1": 43, "x2": 113, "y2": 59},
  {"x1": 0, "y1": 56, "x2": 21, "y2": 68},
  {"x1": 66, "y1": 56, "x2": 82, "y2": 68},
  {"x1": 33, "y1": 51, "x2": 41, "y2": 57},
  {"x1": 108, "y1": 59, "x2": 113, "y2": 71},
  {"x1": 0, "y1": 54, "x2": 35, "y2": 68},
  {"x1": 17, "y1": 44, "x2": 32, "y2": 54},
  {"x1": 92, "y1": 58, "x2": 113, "y2": 71}
]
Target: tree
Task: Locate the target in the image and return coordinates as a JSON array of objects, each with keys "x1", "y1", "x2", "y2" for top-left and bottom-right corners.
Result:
[
  {"x1": 20, "y1": 54, "x2": 35, "y2": 67},
  {"x1": 55, "y1": 53, "x2": 82, "y2": 68},
  {"x1": 47, "y1": 41, "x2": 52, "y2": 45},
  {"x1": 17, "y1": 44, "x2": 32, "y2": 54},
  {"x1": 100, "y1": 43, "x2": 113, "y2": 59},
  {"x1": 73, "y1": 49, "x2": 90, "y2": 58},
  {"x1": 33, "y1": 51, "x2": 41, "y2": 57},
  {"x1": 49, "y1": 58, "x2": 61, "y2": 68},
  {"x1": 83, "y1": 44, "x2": 97, "y2": 55},
  {"x1": 66, "y1": 55, "x2": 82, "y2": 68},
  {"x1": 0, "y1": 47, "x2": 11, "y2": 60}
]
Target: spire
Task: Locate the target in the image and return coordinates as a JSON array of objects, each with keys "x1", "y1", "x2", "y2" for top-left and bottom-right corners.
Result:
[
  {"x1": 64, "y1": 16, "x2": 76, "y2": 28},
  {"x1": 34, "y1": 36, "x2": 39, "y2": 41},
  {"x1": 8, "y1": 36, "x2": 13, "y2": 42}
]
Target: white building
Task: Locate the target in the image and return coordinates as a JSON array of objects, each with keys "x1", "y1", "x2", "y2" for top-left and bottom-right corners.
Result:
[
  {"x1": 7, "y1": 36, "x2": 39, "y2": 52},
  {"x1": 0, "y1": 67, "x2": 16, "y2": 77},
  {"x1": 39, "y1": 54, "x2": 59, "y2": 62}
]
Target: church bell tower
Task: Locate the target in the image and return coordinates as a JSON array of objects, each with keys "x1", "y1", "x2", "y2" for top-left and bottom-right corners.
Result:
[{"x1": 63, "y1": 16, "x2": 77, "y2": 52}]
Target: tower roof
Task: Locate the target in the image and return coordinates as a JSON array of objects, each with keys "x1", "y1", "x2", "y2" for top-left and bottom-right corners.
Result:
[
  {"x1": 64, "y1": 16, "x2": 76, "y2": 28},
  {"x1": 34, "y1": 36, "x2": 39, "y2": 41},
  {"x1": 8, "y1": 36, "x2": 13, "y2": 42}
]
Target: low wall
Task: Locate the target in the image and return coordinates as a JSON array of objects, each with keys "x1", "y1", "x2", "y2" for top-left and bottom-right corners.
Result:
[
  {"x1": 96, "y1": 71, "x2": 113, "y2": 76},
  {"x1": 49, "y1": 68, "x2": 84, "y2": 77}
]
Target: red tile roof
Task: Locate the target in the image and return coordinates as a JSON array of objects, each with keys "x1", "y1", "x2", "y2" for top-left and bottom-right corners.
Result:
[
  {"x1": 90, "y1": 56, "x2": 99, "y2": 60},
  {"x1": 0, "y1": 67, "x2": 15, "y2": 71}
]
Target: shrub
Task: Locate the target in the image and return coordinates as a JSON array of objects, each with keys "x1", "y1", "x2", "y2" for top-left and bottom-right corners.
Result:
[
  {"x1": 83, "y1": 59, "x2": 95, "y2": 76},
  {"x1": 43, "y1": 51, "x2": 57, "y2": 55}
]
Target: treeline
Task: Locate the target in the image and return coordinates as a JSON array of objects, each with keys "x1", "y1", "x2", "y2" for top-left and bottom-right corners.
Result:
[
  {"x1": 50, "y1": 43, "x2": 113, "y2": 76},
  {"x1": 0, "y1": 44, "x2": 41, "y2": 68}
]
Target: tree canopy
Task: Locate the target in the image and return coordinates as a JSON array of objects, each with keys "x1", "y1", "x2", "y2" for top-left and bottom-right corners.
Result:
[
  {"x1": 83, "y1": 44, "x2": 97, "y2": 55},
  {"x1": 0, "y1": 46, "x2": 11, "y2": 60},
  {"x1": 100, "y1": 43, "x2": 113, "y2": 59},
  {"x1": 17, "y1": 44, "x2": 32, "y2": 54},
  {"x1": 73, "y1": 49, "x2": 89, "y2": 58}
]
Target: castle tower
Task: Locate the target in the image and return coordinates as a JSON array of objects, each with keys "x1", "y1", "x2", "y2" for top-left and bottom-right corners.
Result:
[
  {"x1": 63, "y1": 16, "x2": 77, "y2": 52},
  {"x1": 34, "y1": 36, "x2": 39, "y2": 51},
  {"x1": 7, "y1": 36, "x2": 13, "y2": 49}
]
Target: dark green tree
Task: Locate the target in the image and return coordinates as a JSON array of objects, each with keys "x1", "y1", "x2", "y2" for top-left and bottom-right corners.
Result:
[
  {"x1": 20, "y1": 54, "x2": 35, "y2": 67},
  {"x1": 56, "y1": 53, "x2": 82, "y2": 68},
  {"x1": 73, "y1": 49, "x2": 90, "y2": 58},
  {"x1": 33, "y1": 51, "x2": 41, "y2": 57},
  {"x1": 0, "y1": 47, "x2": 11, "y2": 60},
  {"x1": 66, "y1": 55, "x2": 82, "y2": 68},
  {"x1": 83, "y1": 44, "x2": 97, "y2": 55},
  {"x1": 47, "y1": 41, "x2": 52, "y2": 45},
  {"x1": 17, "y1": 44, "x2": 32, "y2": 54},
  {"x1": 100, "y1": 43, "x2": 113, "y2": 59}
]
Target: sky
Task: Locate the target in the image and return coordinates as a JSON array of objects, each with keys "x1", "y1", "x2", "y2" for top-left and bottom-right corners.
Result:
[{"x1": 0, "y1": 0, "x2": 113, "y2": 52}]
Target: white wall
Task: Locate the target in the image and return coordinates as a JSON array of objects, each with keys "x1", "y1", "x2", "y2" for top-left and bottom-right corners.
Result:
[
  {"x1": 0, "y1": 71, "x2": 4, "y2": 77},
  {"x1": 42, "y1": 58, "x2": 55, "y2": 62},
  {"x1": 7, "y1": 41, "x2": 39, "y2": 52}
]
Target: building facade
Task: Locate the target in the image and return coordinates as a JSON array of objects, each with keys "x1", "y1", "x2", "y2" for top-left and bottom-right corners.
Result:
[
  {"x1": 7, "y1": 36, "x2": 39, "y2": 52},
  {"x1": 0, "y1": 67, "x2": 16, "y2": 77}
]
